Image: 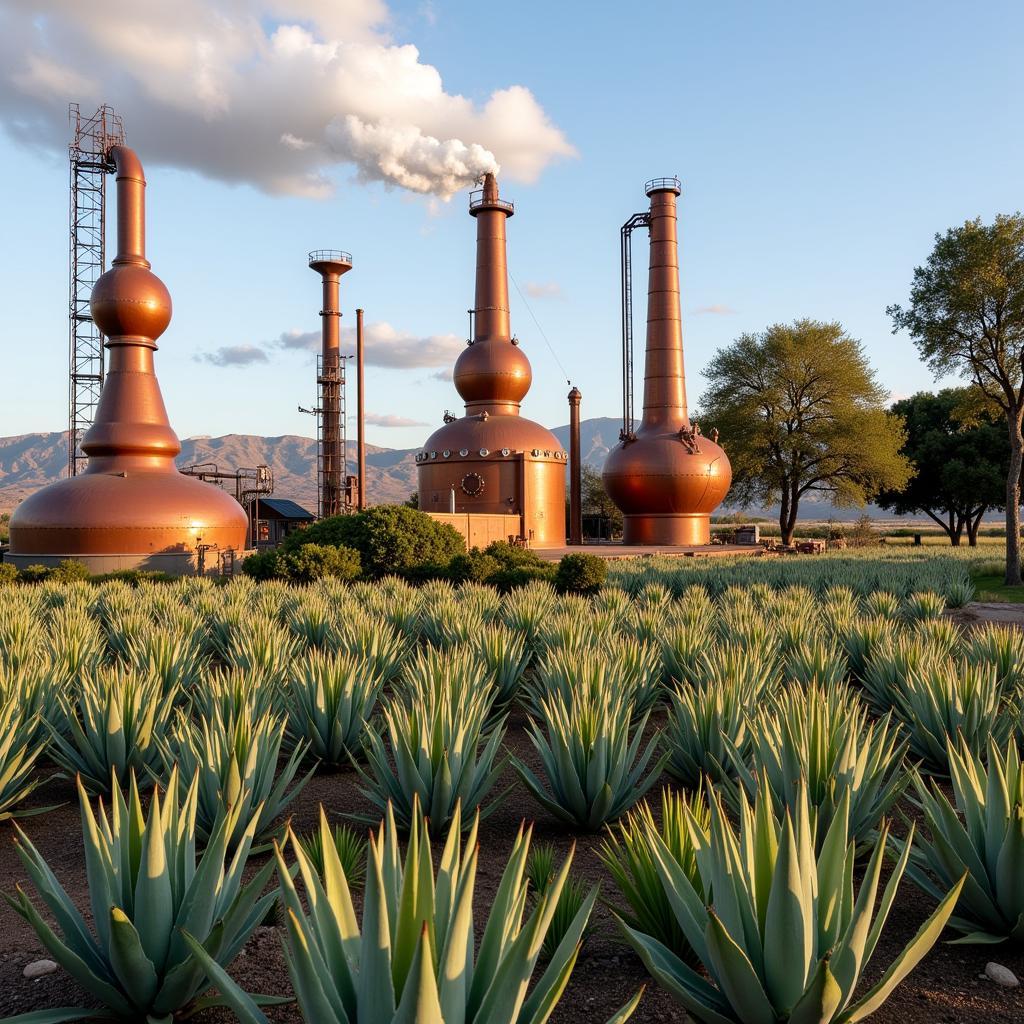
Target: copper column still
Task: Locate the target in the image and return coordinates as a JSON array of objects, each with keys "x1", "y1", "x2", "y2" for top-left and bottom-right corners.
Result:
[
  {"x1": 9, "y1": 147, "x2": 248, "y2": 561},
  {"x1": 308, "y1": 250, "x2": 353, "y2": 518},
  {"x1": 602, "y1": 178, "x2": 731, "y2": 545},
  {"x1": 568, "y1": 386, "x2": 583, "y2": 544},
  {"x1": 355, "y1": 307, "x2": 366, "y2": 510},
  {"x1": 416, "y1": 173, "x2": 566, "y2": 547}
]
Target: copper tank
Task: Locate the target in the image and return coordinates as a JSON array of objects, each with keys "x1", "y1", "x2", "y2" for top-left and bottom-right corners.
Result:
[
  {"x1": 416, "y1": 173, "x2": 566, "y2": 547},
  {"x1": 9, "y1": 146, "x2": 248, "y2": 560},
  {"x1": 602, "y1": 178, "x2": 731, "y2": 545}
]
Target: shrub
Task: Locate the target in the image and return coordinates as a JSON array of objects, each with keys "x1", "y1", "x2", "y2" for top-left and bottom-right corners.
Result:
[
  {"x1": 0, "y1": 562, "x2": 18, "y2": 585},
  {"x1": 490, "y1": 563, "x2": 557, "y2": 592},
  {"x1": 447, "y1": 547, "x2": 501, "y2": 583},
  {"x1": 555, "y1": 552, "x2": 607, "y2": 594},
  {"x1": 50, "y1": 558, "x2": 92, "y2": 582},
  {"x1": 240, "y1": 548, "x2": 282, "y2": 580},
  {"x1": 280, "y1": 543, "x2": 361, "y2": 582},
  {"x1": 285, "y1": 505, "x2": 465, "y2": 577}
]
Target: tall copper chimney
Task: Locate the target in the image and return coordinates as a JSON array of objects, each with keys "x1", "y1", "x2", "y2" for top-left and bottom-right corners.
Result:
[
  {"x1": 308, "y1": 250, "x2": 353, "y2": 518},
  {"x1": 568, "y1": 386, "x2": 582, "y2": 544},
  {"x1": 8, "y1": 147, "x2": 247, "y2": 566},
  {"x1": 355, "y1": 307, "x2": 366, "y2": 511},
  {"x1": 602, "y1": 178, "x2": 731, "y2": 545}
]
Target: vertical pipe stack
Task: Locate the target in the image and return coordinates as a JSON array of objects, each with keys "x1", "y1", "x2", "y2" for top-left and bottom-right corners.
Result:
[
  {"x1": 356, "y1": 307, "x2": 366, "y2": 511},
  {"x1": 568, "y1": 386, "x2": 582, "y2": 545},
  {"x1": 308, "y1": 250, "x2": 353, "y2": 519}
]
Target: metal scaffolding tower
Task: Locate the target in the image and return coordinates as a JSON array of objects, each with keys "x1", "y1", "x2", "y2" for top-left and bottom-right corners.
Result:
[
  {"x1": 68, "y1": 103, "x2": 124, "y2": 476},
  {"x1": 300, "y1": 353, "x2": 350, "y2": 519},
  {"x1": 620, "y1": 209, "x2": 651, "y2": 441}
]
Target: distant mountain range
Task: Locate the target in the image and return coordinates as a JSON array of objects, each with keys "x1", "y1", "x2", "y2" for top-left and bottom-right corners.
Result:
[
  {"x1": 0, "y1": 418, "x2": 627, "y2": 515},
  {"x1": 0, "y1": 417, "x2": 897, "y2": 522}
]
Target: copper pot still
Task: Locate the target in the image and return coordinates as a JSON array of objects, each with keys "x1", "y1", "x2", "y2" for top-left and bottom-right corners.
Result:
[
  {"x1": 602, "y1": 179, "x2": 731, "y2": 545},
  {"x1": 416, "y1": 173, "x2": 566, "y2": 547},
  {"x1": 9, "y1": 146, "x2": 247, "y2": 560}
]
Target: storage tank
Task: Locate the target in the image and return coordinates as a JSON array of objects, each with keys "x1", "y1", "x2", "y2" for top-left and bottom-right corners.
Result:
[
  {"x1": 8, "y1": 146, "x2": 247, "y2": 573},
  {"x1": 416, "y1": 174, "x2": 566, "y2": 548},
  {"x1": 602, "y1": 178, "x2": 731, "y2": 545}
]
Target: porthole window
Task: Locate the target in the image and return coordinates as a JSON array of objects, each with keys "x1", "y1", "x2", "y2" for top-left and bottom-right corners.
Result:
[
  {"x1": 461, "y1": 472, "x2": 485, "y2": 496},
  {"x1": 442, "y1": 449, "x2": 451, "y2": 458},
  {"x1": 430, "y1": 451, "x2": 437, "y2": 459},
  {"x1": 459, "y1": 448, "x2": 469, "y2": 457},
  {"x1": 479, "y1": 448, "x2": 489, "y2": 457},
  {"x1": 501, "y1": 447, "x2": 511, "y2": 457}
]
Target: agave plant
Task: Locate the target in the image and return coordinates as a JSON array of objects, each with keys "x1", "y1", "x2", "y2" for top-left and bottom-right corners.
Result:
[
  {"x1": 358, "y1": 674, "x2": 506, "y2": 830},
  {"x1": 963, "y1": 623, "x2": 1024, "y2": 694},
  {"x1": 473, "y1": 623, "x2": 532, "y2": 707},
  {"x1": 187, "y1": 800, "x2": 641, "y2": 1024},
  {"x1": 859, "y1": 634, "x2": 942, "y2": 716},
  {"x1": 334, "y1": 612, "x2": 407, "y2": 684},
  {"x1": 122, "y1": 627, "x2": 209, "y2": 691},
  {"x1": 500, "y1": 580, "x2": 558, "y2": 648},
  {"x1": 161, "y1": 702, "x2": 313, "y2": 848},
  {"x1": 599, "y1": 788, "x2": 708, "y2": 961},
  {"x1": 728, "y1": 683, "x2": 910, "y2": 851},
  {"x1": 617, "y1": 782, "x2": 965, "y2": 1024},
  {"x1": 296, "y1": 809, "x2": 367, "y2": 888},
  {"x1": 5, "y1": 770, "x2": 279, "y2": 1023},
  {"x1": 0, "y1": 700, "x2": 55, "y2": 822},
  {"x1": 863, "y1": 589, "x2": 901, "y2": 618},
  {"x1": 223, "y1": 619, "x2": 299, "y2": 682},
  {"x1": 284, "y1": 650, "x2": 384, "y2": 768},
  {"x1": 663, "y1": 678, "x2": 752, "y2": 788},
  {"x1": 901, "y1": 736, "x2": 1024, "y2": 943},
  {"x1": 512, "y1": 685, "x2": 666, "y2": 830},
  {"x1": 659, "y1": 619, "x2": 714, "y2": 686},
  {"x1": 48, "y1": 666, "x2": 177, "y2": 794},
  {"x1": 903, "y1": 590, "x2": 946, "y2": 622},
  {"x1": 783, "y1": 638, "x2": 849, "y2": 689},
  {"x1": 841, "y1": 616, "x2": 894, "y2": 682},
  {"x1": 525, "y1": 842, "x2": 595, "y2": 962},
  {"x1": 286, "y1": 593, "x2": 338, "y2": 648},
  {"x1": 894, "y1": 659, "x2": 1013, "y2": 774},
  {"x1": 945, "y1": 576, "x2": 976, "y2": 609}
]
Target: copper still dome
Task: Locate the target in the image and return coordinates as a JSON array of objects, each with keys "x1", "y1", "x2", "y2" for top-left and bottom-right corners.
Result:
[
  {"x1": 417, "y1": 174, "x2": 565, "y2": 548},
  {"x1": 9, "y1": 146, "x2": 247, "y2": 563},
  {"x1": 602, "y1": 179, "x2": 731, "y2": 545}
]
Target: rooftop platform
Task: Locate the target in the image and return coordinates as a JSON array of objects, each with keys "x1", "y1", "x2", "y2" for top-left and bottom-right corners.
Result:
[{"x1": 534, "y1": 543, "x2": 761, "y2": 562}]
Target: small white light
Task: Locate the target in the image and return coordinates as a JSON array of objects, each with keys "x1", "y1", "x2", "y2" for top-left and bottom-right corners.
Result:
[
  {"x1": 443, "y1": 449, "x2": 451, "y2": 458},
  {"x1": 479, "y1": 448, "x2": 489, "y2": 456},
  {"x1": 459, "y1": 448, "x2": 469, "y2": 457},
  {"x1": 501, "y1": 447, "x2": 510, "y2": 457}
]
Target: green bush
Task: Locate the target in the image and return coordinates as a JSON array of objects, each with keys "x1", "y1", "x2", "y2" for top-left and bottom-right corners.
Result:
[
  {"x1": 489, "y1": 563, "x2": 557, "y2": 592},
  {"x1": 280, "y1": 543, "x2": 360, "y2": 582},
  {"x1": 17, "y1": 564, "x2": 52, "y2": 583},
  {"x1": 285, "y1": 505, "x2": 464, "y2": 577},
  {"x1": 555, "y1": 552, "x2": 607, "y2": 594},
  {"x1": 51, "y1": 558, "x2": 92, "y2": 582},
  {"x1": 0, "y1": 563, "x2": 18, "y2": 585},
  {"x1": 241, "y1": 549, "x2": 283, "y2": 580},
  {"x1": 447, "y1": 548, "x2": 501, "y2": 583}
]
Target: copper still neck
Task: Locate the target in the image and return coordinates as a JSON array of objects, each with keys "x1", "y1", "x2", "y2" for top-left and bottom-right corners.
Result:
[
  {"x1": 640, "y1": 181, "x2": 689, "y2": 435},
  {"x1": 81, "y1": 145, "x2": 178, "y2": 473},
  {"x1": 470, "y1": 171, "x2": 513, "y2": 343}
]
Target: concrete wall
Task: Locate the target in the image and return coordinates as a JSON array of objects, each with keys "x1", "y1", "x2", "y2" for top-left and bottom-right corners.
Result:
[
  {"x1": 426, "y1": 512, "x2": 524, "y2": 550},
  {"x1": 3, "y1": 550, "x2": 245, "y2": 576}
]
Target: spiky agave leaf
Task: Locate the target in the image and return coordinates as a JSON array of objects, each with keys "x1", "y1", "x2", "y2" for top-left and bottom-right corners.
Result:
[
  {"x1": 900, "y1": 736, "x2": 1024, "y2": 944},
  {"x1": 5, "y1": 768, "x2": 278, "y2": 1021},
  {"x1": 183, "y1": 797, "x2": 641, "y2": 1023},
  {"x1": 617, "y1": 781, "x2": 965, "y2": 1024}
]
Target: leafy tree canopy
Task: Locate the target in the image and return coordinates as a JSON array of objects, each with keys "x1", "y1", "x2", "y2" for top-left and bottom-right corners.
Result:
[{"x1": 699, "y1": 319, "x2": 911, "y2": 543}]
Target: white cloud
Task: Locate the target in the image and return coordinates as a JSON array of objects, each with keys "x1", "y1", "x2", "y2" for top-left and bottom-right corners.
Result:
[
  {"x1": 693, "y1": 304, "x2": 735, "y2": 315},
  {"x1": 524, "y1": 280, "x2": 563, "y2": 300},
  {"x1": 357, "y1": 412, "x2": 428, "y2": 427},
  {"x1": 195, "y1": 344, "x2": 269, "y2": 367},
  {"x1": 0, "y1": 0, "x2": 574, "y2": 199},
  {"x1": 267, "y1": 320, "x2": 463, "y2": 368}
]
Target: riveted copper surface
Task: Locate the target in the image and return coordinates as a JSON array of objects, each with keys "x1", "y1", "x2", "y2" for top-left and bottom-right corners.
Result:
[
  {"x1": 418, "y1": 173, "x2": 565, "y2": 547},
  {"x1": 603, "y1": 181, "x2": 731, "y2": 545},
  {"x1": 9, "y1": 146, "x2": 247, "y2": 558}
]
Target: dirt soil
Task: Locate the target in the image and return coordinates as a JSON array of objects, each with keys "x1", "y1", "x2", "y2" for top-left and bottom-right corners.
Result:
[{"x1": 1, "y1": 714, "x2": 1022, "y2": 1023}]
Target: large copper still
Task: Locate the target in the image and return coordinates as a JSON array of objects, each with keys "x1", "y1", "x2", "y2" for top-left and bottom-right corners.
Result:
[
  {"x1": 603, "y1": 178, "x2": 731, "y2": 545},
  {"x1": 416, "y1": 174, "x2": 566, "y2": 548},
  {"x1": 9, "y1": 147, "x2": 247, "y2": 563}
]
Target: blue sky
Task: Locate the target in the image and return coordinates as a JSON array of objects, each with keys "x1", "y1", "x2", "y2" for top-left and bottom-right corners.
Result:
[{"x1": 1, "y1": 0, "x2": 1021, "y2": 452}]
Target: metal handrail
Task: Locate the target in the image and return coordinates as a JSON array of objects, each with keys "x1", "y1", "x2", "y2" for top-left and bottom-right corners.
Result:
[
  {"x1": 644, "y1": 176, "x2": 681, "y2": 196},
  {"x1": 469, "y1": 190, "x2": 514, "y2": 213},
  {"x1": 308, "y1": 249, "x2": 353, "y2": 265}
]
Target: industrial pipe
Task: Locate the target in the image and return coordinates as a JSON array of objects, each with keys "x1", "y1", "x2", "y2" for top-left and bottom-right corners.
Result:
[
  {"x1": 356, "y1": 307, "x2": 366, "y2": 510},
  {"x1": 568, "y1": 385, "x2": 582, "y2": 545}
]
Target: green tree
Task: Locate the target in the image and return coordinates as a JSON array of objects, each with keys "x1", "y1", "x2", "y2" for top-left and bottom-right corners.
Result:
[
  {"x1": 581, "y1": 465, "x2": 623, "y2": 536},
  {"x1": 699, "y1": 319, "x2": 911, "y2": 545},
  {"x1": 876, "y1": 389, "x2": 1007, "y2": 546},
  {"x1": 888, "y1": 214, "x2": 1024, "y2": 584}
]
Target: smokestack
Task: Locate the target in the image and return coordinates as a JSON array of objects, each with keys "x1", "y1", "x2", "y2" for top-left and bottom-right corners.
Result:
[
  {"x1": 568, "y1": 385, "x2": 582, "y2": 545},
  {"x1": 356, "y1": 307, "x2": 366, "y2": 510},
  {"x1": 308, "y1": 250, "x2": 353, "y2": 518}
]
